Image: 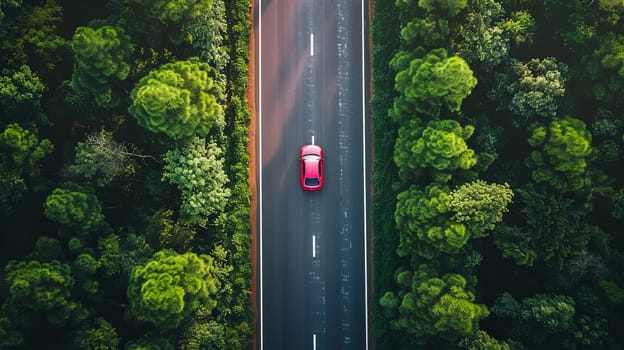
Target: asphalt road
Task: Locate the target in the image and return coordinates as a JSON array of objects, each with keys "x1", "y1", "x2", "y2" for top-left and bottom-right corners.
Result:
[{"x1": 256, "y1": 0, "x2": 370, "y2": 349}]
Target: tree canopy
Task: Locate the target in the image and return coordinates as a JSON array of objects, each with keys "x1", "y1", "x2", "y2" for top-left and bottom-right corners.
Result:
[{"x1": 129, "y1": 58, "x2": 224, "y2": 140}]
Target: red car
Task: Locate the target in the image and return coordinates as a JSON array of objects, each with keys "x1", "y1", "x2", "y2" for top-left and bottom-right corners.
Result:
[{"x1": 299, "y1": 144, "x2": 324, "y2": 191}]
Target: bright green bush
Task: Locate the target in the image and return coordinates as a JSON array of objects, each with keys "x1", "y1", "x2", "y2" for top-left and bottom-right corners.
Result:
[
  {"x1": 43, "y1": 184, "x2": 104, "y2": 233},
  {"x1": 129, "y1": 58, "x2": 224, "y2": 140}
]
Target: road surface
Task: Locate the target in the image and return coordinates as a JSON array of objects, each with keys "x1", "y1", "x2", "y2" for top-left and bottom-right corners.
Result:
[{"x1": 256, "y1": 0, "x2": 370, "y2": 348}]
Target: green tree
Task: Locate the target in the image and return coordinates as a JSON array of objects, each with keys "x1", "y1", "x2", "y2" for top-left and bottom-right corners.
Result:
[
  {"x1": 0, "y1": 0, "x2": 69, "y2": 70},
  {"x1": 448, "y1": 180, "x2": 514, "y2": 237},
  {"x1": 0, "y1": 0, "x2": 21, "y2": 21},
  {"x1": 394, "y1": 119, "x2": 477, "y2": 180},
  {"x1": 581, "y1": 33, "x2": 624, "y2": 104},
  {"x1": 43, "y1": 183, "x2": 105, "y2": 234},
  {"x1": 34, "y1": 236, "x2": 62, "y2": 261},
  {"x1": 127, "y1": 248, "x2": 230, "y2": 329},
  {"x1": 97, "y1": 234, "x2": 121, "y2": 277},
  {"x1": 493, "y1": 187, "x2": 591, "y2": 268},
  {"x1": 526, "y1": 117, "x2": 593, "y2": 192},
  {"x1": 125, "y1": 338, "x2": 173, "y2": 350},
  {"x1": 129, "y1": 58, "x2": 224, "y2": 140},
  {"x1": 162, "y1": 137, "x2": 230, "y2": 226},
  {"x1": 0, "y1": 312, "x2": 23, "y2": 347},
  {"x1": 489, "y1": 58, "x2": 568, "y2": 126},
  {"x1": 182, "y1": 0, "x2": 228, "y2": 90},
  {"x1": 453, "y1": 0, "x2": 509, "y2": 67},
  {"x1": 72, "y1": 317, "x2": 120, "y2": 350},
  {"x1": 4, "y1": 260, "x2": 83, "y2": 326},
  {"x1": 492, "y1": 292, "x2": 576, "y2": 344},
  {"x1": 459, "y1": 330, "x2": 510, "y2": 349},
  {"x1": 0, "y1": 122, "x2": 53, "y2": 178},
  {"x1": 390, "y1": 48, "x2": 477, "y2": 120},
  {"x1": 0, "y1": 65, "x2": 45, "y2": 118},
  {"x1": 395, "y1": 184, "x2": 470, "y2": 258},
  {"x1": 381, "y1": 265, "x2": 488, "y2": 336},
  {"x1": 68, "y1": 130, "x2": 145, "y2": 187},
  {"x1": 144, "y1": 208, "x2": 196, "y2": 251},
  {"x1": 401, "y1": 16, "x2": 450, "y2": 50},
  {"x1": 71, "y1": 25, "x2": 134, "y2": 107},
  {"x1": 129, "y1": 0, "x2": 212, "y2": 24},
  {"x1": 417, "y1": 0, "x2": 468, "y2": 16},
  {"x1": 500, "y1": 10, "x2": 535, "y2": 46}
]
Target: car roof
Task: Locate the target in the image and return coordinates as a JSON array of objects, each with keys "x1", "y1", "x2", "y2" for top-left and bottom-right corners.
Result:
[{"x1": 304, "y1": 158, "x2": 319, "y2": 178}]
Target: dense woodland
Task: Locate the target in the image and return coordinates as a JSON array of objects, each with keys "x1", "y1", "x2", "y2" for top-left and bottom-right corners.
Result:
[
  {"x1": 372, "y1": 0, "x2": 624, "y2": 349},
  {"x1": 0, "y1": 0, "x2": 253, "y2": 348}
]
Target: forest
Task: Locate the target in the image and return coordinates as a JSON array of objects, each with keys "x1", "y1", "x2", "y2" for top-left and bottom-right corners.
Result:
[
  {"x1": 371, "y1": 0, "x2": 624, "y2": 349},
  {"x1": 0, "y1": 0, "x2": 253, "y2": 348}
]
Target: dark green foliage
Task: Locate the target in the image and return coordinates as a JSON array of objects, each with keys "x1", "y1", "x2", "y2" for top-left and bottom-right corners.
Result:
[
  {"x1": 0, "y1": 123, "x2": 53, "y2": 214},
  {"x1": 183, "y1": 0, "x2": 228, "y2": 90},
  {"x1": 599, "y1": 280, "x2": 624, "y2": 305},
  {"x1": 125, "y1": 338, "x2": 173, "y2": 350},
  {"x1": 127, "y1": 248, "x2": 230, "y2": 329},
  {"x1": 71, "y1": 25, "x2": 134, "y2": 107},
  {"x1": 129, "y1": 0, "x2": 212, "y2": 25},
  {"x1": 73, "y1": 317, "x2": 120, "y2": 350},
  {"x1": 0, "y1": 0, "x2": 69, "y2": 71},
  {"x1": 526, "y1": 116, "x2": 593, "y2": 192},
  {"x1": 401, "y1": 16, "x2": 450, "y2": 49},
  {"x1": 489, "y1": 58, "x2": 568, "y2": 127},
  {"x1": 0, "y1": 64, "x2": 45, "y2": 118},
  {"x1": 34, "y1": 236, "x2": 62, "y2": 261},
  {"x1": 390, "y1": 48, "x2": 477, "y2": 120},
  {"x1": 417, "y1": 0, "x2": 468, "y2": 17},
  {"x1": 129, "y1": 58, "x2": 224, "y2": 140},
  {"x1": 44, "y1": 183, "x2": 105, "y2": 234},
  {"x1": 458, "y1": 330, "x2": 510, "y2": 350},
  {"x1": 492, "y1": 292, "x2": 576, "y2": 346},
  {"x1": 68, "y1": 130, "x2": 137, "y2": 187},
  {"x1": 493, "y1": 187, "x2": 591, "y2": 268},
  {"x1": 0, "y1": 0, "x2": 22, "y2": 21},
  {"x1": 581, "y1": 33, "x2": 624, "y2": 104},
  {"x1": 0, "y1": 122, "x2": 53, "y2": 178},
  {"x1": 4, "y1": 259, "x2": 85, "y2": 326},
  {"x1": 144, "y1": 208, "x2": 196, "y2": 251}
]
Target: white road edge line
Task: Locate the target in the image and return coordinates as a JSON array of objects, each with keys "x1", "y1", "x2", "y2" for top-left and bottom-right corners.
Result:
[
  {"x1": 313, "y1": 333, "x2": 317, "y2": 350},
  {"x1": 312, "y1": 235, "x2": 316, "y2": 257},
  {"x1": 259, "y1": 0, "x2": 264, "y2": 348},
  {"x1": 361, "y1": 0, "x2": 369, "y2": 348},
  {"x1": 312, "y1": 135, "x2": 315, "y2": 145},
  {"x1": 311, "y1": 33, "x2": 314, "y2": 56}
]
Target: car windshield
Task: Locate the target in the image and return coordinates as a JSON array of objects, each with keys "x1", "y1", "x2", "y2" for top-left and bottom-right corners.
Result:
[{"x1": 303, "y1": 154, "x2": 320, "y2": 160}]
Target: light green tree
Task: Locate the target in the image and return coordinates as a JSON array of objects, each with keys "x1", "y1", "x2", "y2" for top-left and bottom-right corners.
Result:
[
  {"x1": 71, "y1": 25, "x2": 134, "y2": 107},
  {"x1": 162, "y1": 137, "x2": 230, "y2": 226},
  {"x1": 127, "y1": 248, "x2": 230, "y2": 329},
  {"x1": 395, "y1": 184, "x2": 469, "y2": 258},
  {"x1": 526, "y1": 116, "x2": 593, "y2": 192},
  {"x1": 500, "y1": 10, "x2": 535, "y2": 46},
  {"x1": 0, "y1": 122, "x2": 53, "y2": 178},
  {"x1": 381, "y1": 265, "x2": 488, "y2": 336},
  {"x1": 390, "y1": 48, "x2": 477, "y2": 120},
  {"x1": 129, "y1": 58, "x2": 224, "y2": 140},
  {"x1": 448, "y1": 180, "x2": 514, "y2": 237},
  {"x1": 394, "y1": 119, "x2": 476, "y2": 179}
]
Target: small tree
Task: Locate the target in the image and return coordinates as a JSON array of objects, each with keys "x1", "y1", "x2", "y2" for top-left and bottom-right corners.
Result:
[{"x1": 71, "y1": 25, "x2": 134, "y2": 107}]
